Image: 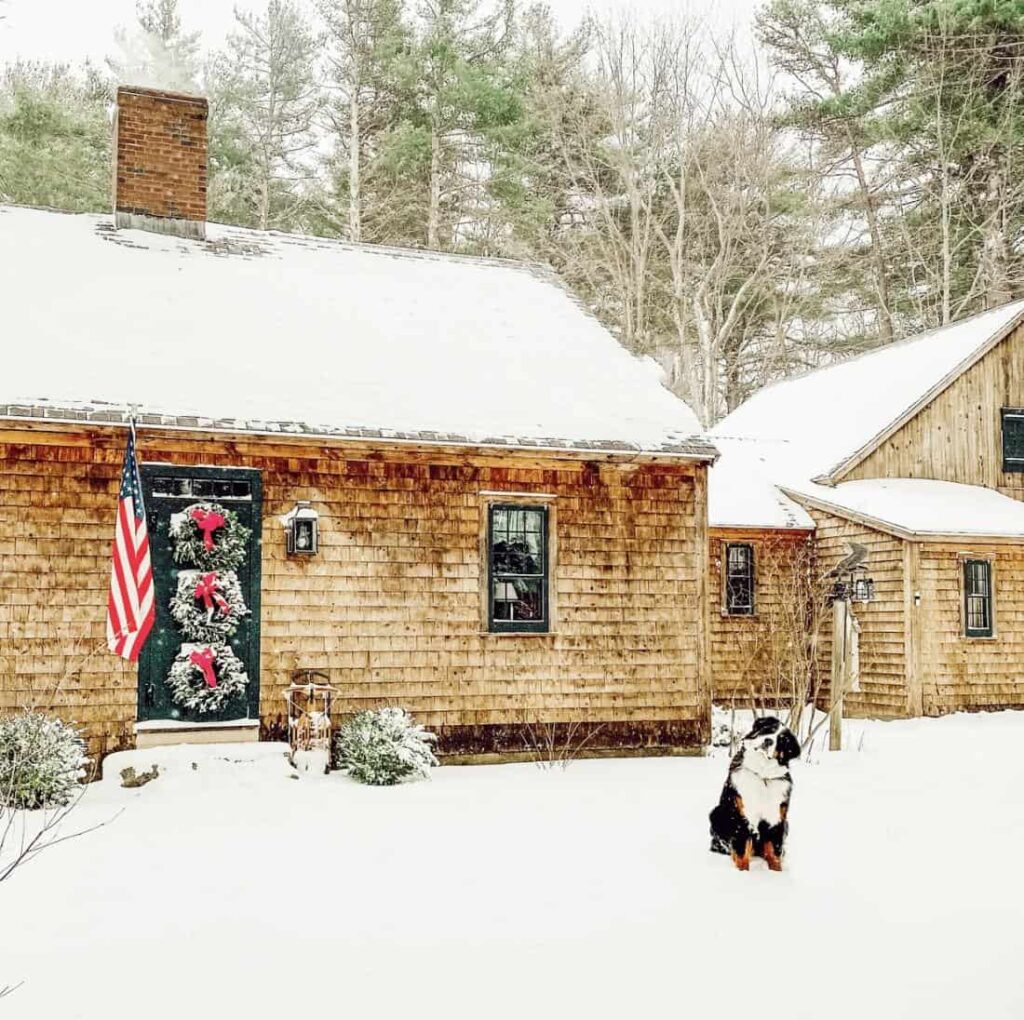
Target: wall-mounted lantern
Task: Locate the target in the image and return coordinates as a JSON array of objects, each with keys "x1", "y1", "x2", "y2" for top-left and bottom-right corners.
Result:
[{"x1": 282, "y1": 500, "x2": 319, "y2": 556}]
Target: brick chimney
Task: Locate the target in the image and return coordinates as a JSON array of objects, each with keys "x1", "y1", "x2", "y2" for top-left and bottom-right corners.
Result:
[{"x1": 113, "y1": 86, "x2": 208, "y2": 240}]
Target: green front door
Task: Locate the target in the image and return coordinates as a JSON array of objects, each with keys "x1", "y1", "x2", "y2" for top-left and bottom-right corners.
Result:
[{"x1": 137, "y1": 465, "x2": 262, "y2": 723}]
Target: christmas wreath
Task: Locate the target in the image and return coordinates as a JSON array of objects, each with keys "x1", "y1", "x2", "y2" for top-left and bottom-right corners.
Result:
[
  {"x1": 169, "y1": 569, "x2": 250, "y2": 644},
  {"x1": 166, "y1": 643, "x2": 250, "y2": 715},
  {"x1": 169, "y1": 502, "x2": 252, "y2": 572}
]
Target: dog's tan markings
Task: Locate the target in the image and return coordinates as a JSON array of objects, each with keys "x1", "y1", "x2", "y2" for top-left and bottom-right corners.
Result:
[
  {"x1": 734, "y1": 794, "x2": 745, "y2": 817},
  {"x1": 762, "y1": 841, "x2": 783, "y2": 872},
  {"x1": 731, "y1": 838, "x2": 753, "y2": 871},
  {"x1": 779, "y1": 803, "x2": 788, "y2": 821}
]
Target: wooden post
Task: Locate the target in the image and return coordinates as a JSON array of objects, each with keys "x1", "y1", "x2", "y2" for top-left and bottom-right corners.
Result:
[{"x1": 830, "y1": 597, "x2": 848, "y2": 751}]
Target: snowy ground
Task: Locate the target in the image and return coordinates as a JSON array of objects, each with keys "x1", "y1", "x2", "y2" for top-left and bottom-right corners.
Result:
[{"x1": 2, "y1": 712, "x2": 1023, "y2": 1020}]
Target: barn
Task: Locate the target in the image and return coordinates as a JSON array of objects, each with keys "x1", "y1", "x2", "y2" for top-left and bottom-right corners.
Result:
[
  {"x1": 0, "y1": 86, "x2": 717, "y2": 764},
  {"x1": 709, "y1": 301, "x2": 1024, "y2": 718}
]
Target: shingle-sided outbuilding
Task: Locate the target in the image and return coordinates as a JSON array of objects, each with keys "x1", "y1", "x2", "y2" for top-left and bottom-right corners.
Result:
[
  {"x1": 709, "y1": 300, "x2": 1024, "y2": 718},
  {"x1": 0, "y1": 92, "x2": 716, "y2": 763}
]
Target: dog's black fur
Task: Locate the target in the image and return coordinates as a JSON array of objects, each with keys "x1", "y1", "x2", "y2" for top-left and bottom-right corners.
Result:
[{"x1": 709, "y1": 716, "x2": 800, "y2": 870}]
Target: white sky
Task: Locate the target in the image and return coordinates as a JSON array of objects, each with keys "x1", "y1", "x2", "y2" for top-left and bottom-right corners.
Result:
[{"x1": 0, "y1": 0, "x2": 754, "y2": 66}]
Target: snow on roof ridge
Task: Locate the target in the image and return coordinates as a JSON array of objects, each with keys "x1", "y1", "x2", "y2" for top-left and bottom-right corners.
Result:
[
  {"x1": 713, "y1": 299, "x2": 1024, "y2": 423},
  {"x1": 0, "y1": 202, "x2": 555, "y2": 279},
  {"x1": 228, "y1": 222, "x2": 554, "y2": 276}
]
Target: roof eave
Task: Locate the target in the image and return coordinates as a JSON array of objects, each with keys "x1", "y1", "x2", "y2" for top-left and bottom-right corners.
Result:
[
  {"x1": 781, "y1": 487, "x2": 1024, "y2": 543},
  {"x1": 0, "y1": 407, "x2": 718, "y2": 464},
  {"x1": 708, "y1": 522, "x2": 815, "y2": 534}
]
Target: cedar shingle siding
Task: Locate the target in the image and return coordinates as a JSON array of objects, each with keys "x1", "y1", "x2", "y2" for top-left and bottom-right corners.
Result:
[{"x1": 0, "y1": 429, "x2": 710, "y2": 761}]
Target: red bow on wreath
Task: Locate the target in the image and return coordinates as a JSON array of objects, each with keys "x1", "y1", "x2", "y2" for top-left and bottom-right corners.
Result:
[
  {"x1": 189, "y1": 646, "x2": 218, "y2": 688},
  {"x1": 194, "y1": 572, "x2": 231, "y2": 616},
  {"x1": 190, "y1": 508, "x2": 227, "y2": 552}
]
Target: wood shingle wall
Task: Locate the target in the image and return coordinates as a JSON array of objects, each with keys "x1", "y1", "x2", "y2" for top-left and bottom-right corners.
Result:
[
  {"x1": 917, "y1": 542, "x2": 1024, "y2": 714},
  {"x1": 808, "y1": 509, "x2": 909, "y2": 719},
  {"x1": 0, "y1": 426, "x2": 709, "y2": 761},
  {"x1": 708, "y1": 528, "x2": 814, "y2": 707}
]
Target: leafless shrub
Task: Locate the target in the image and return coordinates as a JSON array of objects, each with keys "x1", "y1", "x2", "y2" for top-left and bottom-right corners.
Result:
[
  {"x1": 519, "y1": 716, "x2": 605, "y2": 771},
  {"x1": 722, "y1": 534, "x2": 879, "y2": 750}
]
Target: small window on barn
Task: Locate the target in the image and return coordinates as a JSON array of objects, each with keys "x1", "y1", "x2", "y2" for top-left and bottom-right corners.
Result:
[
  {"x1": 725, "y1": 543, "x2": 755, "y2": 616},
  {"x1": 963, "y1": 559, "x2": 993, "y2": 638},
  {"x1": 488, "y1": 505, "x2": 549, "y2": 633},
  {"x1": 1001, "y1": 408, "x2": 1024, "y2": 471}
]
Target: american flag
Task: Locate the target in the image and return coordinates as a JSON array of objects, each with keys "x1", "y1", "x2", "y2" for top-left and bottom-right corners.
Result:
[{"x1": 106, "y1": 421, "x2": 155, "y2": 661}]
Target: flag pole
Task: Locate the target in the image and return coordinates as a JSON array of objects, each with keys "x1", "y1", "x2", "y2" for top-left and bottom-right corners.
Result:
[{"x1": 127, "y1": 403, "x2": 141, "y2": 438}]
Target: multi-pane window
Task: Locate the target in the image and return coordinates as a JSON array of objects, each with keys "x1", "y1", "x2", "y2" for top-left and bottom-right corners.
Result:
[
  {"x1": 963, "y1": 559, "x2": 993, "y2": 637},
  {"x1": 488, "y1": 505, "x2": 548, "y2": 632},
  {"x1": 150, "y1": 475, "x2": 252, "y2": 500},
  {"x1": 725, "y1": 543, "x2": 755, "y2": 616},
  {"x1": 1001, "y1": 408, "x2": 1024, "y2": 471}
]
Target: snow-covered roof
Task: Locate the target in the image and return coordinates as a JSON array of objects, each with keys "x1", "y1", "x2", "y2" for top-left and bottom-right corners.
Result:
[
  {"x1": 783, "y1": 478, "x2": 1024, "y2": 540},
  {"x1": 714, "y1": 300, "x2": 1024, "y2": 483},
  {"x1": 708, "y1": 436, "x2": 814, "y2": 530},
  {"x1": 707, "y1": 300, "x2": 1024, "y2": 533},
  {"x1": 0, "y1": 205, "x2": 714, "y2": 460}
]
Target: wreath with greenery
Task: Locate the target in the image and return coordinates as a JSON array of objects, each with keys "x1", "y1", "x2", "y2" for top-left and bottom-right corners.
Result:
[
  {"x1": 166, "y1": 643, "x2": 250, "y2": 715},
  {"x1": 169, "y1": 502, "x2": 252, "y2": 572},
  {"x1": 169, "y1": 569, "x2": 250, "y2": 644}
]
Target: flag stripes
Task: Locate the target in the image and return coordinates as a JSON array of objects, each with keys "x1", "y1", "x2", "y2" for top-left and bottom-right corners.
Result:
[{"x1": 106, "y1": 422, "x2": 155, "y2": 662}]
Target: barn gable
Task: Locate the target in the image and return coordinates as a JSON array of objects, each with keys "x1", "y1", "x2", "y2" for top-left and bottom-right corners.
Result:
[
  {"x1": 844, "y1": 317, "x2": 1024, "y2": 498},
  {"x1": 713, "y1": 300, "x2": 1024, "y2": 495}
]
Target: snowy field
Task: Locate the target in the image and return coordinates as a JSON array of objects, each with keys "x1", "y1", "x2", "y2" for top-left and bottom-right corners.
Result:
[{"x1": 2, "y1": 712, "x2": 1023, "y2": 1020}]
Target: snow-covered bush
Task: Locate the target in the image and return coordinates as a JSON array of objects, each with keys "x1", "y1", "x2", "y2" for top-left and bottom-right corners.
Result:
[
  {"x1": 0, "y1": 711, "x2": 90, "y2": 809},
  {"x1": 711, "y1": 705, "x2": 737, "y2": 749},
  {"x1": 334, "y1": 708, "x2": 438, "y2": 786}
]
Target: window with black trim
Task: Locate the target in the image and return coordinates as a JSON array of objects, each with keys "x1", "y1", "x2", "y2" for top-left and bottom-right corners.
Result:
[
  {"x1": 725, "y1": 543, "x2": 755, "y2": 616},
  {"x1": 1001, "y1": 408, "x2": 1024, "y2": 471},
  {"x1": 963, "y1": 559, "x2": 993, "y2": 637},
  {"x1": 488, "y1": 504, "x2": 548, "y2": 632}
]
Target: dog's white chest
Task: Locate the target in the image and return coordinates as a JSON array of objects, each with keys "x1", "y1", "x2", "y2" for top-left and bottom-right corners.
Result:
[{"x1": 732, "y1": 768, "x2": 788, "y2": 828}]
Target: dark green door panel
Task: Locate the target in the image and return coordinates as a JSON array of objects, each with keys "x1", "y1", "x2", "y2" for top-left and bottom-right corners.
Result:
[{"x1": 137, "y1": 465, "x2": 262, "y2": 723}]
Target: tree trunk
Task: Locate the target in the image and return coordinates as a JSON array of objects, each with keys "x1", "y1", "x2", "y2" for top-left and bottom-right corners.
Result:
[
  {"x1": 941, "y1": 165, "x2": 952, "y2": 325},
  {"x1": 427, "y1": 124, "x2": 441, "y2": 250},
  {"x1": 258, "y1": 172, "x2": 270, "y2": 232},
  {"x1": 847, "y1": 134, "x2": 894, "y2": 344},
  {"x1": 981, "y1": 161, "x2": 1012, "y2": 309},
  {"x1": 692, "y1": 295, "x2": 717, "y2": 427},
  {"x1": 348, "y1": 87, "x2": 361, "y2": 243}
]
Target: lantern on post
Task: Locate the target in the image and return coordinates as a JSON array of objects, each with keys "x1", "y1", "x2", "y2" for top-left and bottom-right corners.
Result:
[
  {"x1": 282, "y1": 500, "x2": 319, "y2": 555},
  {"x1": 827, "y1": 543, "x2": 875, "y2": 752},
  {"x1": 851, "y1": 572, "x2": 875, "y2": 604}
]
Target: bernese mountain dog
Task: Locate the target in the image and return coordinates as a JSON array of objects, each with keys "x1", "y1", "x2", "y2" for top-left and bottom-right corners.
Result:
[{"x1": 709, "y1": 716, "x2": 801, "y2": 871}]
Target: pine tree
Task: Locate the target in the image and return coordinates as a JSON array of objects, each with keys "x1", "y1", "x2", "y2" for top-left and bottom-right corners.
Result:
[
  {"x1": 212, "y1": 0, "x2": 322, "y2": 231},
  {"x1": 837, "y1": 0, "x2": 1024, "y2": 317},
  {"x1": 499, "y1": 4, "x2": 591, "y2": 258},
  {"x1": 0, "y1": 62, "x2": 111, "y2": 212},
  {"x1": 757, "y1": 0, "x2": 896, "y2": 345},
  {"x1": 319, "y1": 0, "x2": 414, "y2": 242},
  {"x1": 411, "y1": 0, "x2": 520, "y2": 250}
]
